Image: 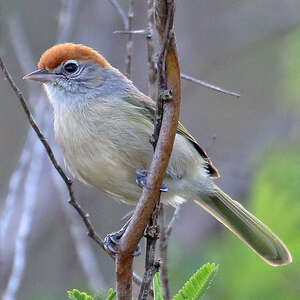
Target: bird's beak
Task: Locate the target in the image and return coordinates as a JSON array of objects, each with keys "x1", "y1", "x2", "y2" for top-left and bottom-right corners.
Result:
[{"x1": 23, "y1": 69, "x2": 61, "y2": 83}]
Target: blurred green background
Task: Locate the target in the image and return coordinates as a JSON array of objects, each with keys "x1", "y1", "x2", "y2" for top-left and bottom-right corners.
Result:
[
  {"x1": 0, "y1": 0, "x2": 300, "y2": 299},
  {"x1": 170, "y1": 146, "x2": 300, "y2": 300}
]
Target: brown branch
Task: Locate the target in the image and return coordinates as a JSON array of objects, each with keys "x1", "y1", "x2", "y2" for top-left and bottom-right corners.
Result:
[{"x1": 116, "y1": 0, "x2": 181, "y2": 299}]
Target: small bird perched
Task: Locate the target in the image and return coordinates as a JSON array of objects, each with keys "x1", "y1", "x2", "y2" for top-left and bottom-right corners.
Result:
[{"x1": 24, "y1": 43, "x2": 292, "y2": 266}]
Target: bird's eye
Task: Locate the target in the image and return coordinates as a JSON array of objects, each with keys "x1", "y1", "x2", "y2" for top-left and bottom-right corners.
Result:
[{"x1": 64, "y1": 61, "x2": 79, "y2": 73}]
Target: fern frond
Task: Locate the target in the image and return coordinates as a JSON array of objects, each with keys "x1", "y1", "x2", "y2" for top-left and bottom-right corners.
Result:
[
  {"x1": 68, "y1": 289, "x2": 94, "y2": 300},
  {"x1": 173, "y1": 263, "x2": 218, "y2": 300},
  {"x1": 106, "y1": 288, "x2": 117, "y2": 300}
]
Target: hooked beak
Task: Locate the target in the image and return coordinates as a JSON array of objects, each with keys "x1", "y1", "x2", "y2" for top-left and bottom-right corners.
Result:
[{"x1": 23, "y1": 69, "x2": 62, "y2": 83}]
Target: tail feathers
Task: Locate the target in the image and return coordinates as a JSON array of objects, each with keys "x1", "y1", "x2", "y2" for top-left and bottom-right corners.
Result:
[{"x1": 194, "y1": 185, "x2": 292, "y2": 266}]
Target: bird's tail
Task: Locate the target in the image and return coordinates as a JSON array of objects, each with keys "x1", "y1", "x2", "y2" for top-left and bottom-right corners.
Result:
[{"x1": 194, "y1": 185, "x2": 292, "y2": 266}]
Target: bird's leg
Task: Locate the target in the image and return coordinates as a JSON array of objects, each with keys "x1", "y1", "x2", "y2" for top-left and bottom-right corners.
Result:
[
  {"x1": 104, "y1": 218, "x2": 141, "y2": 256},
  {"x1": 136, "y1": 169, "x2": 168, "y2": 192}
]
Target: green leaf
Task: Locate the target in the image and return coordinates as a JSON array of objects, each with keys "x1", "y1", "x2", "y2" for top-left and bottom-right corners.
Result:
[
  {"x1": 106, "y1": 288, "x2": 117, "y2": 300},
  {"x1": 173, "y1": 263, "x2": 218, "y2": 300},
  {"x1": 153, "y1": 272, "x2": 164, "y2": 300},
  {"x1": 68, "y1": 289, "x2": 94, "y2": 300}
]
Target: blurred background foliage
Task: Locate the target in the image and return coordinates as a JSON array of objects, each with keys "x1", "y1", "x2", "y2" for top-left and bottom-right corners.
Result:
[
  {"x1": 282, "y1": 27, "x2": 300, "y2": 111},
  {"x1": 1, "y1": 0, "x2": 300, "y2": 299}
]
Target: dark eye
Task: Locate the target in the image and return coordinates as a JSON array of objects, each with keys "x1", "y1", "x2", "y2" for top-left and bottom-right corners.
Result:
[{"x1": 64, "y1": 61, "x2": 78, "y2": 73}]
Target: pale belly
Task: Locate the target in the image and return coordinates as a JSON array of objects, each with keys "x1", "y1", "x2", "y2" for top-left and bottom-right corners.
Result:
[
  {"x1": 54, "y1": 107, "x2": 210, "y2": 205},
  {"x1": 62, "y1": 136, "x2": 153, "y2": 204}
]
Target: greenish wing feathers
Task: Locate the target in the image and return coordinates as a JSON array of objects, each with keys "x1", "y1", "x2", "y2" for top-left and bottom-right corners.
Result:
[{"x1": 126, "y1": 93, "x2": 219, "y2": 177}]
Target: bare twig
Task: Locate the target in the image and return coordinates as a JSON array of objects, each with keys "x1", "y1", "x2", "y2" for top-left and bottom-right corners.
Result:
[
  {"x1": 159, "y1": 205, "x2": 170, "y2": 300},
  {"x1": 108, "y1": 0, "x2": 128, "y2": 29},
  {"x1": 166, "y1": 204, "x2": 182, "y2": 238},
  {"x1": 181, "y1": 73, "x2": 240, "y2": 98},
  {"x1": 108, "y1": 0, "x2": 134, "y2": 78},
  {"x1": 146, "y1": 0, "x2": 157, "y2": 100},
  {"x1": 125, "y1": 0, "x2": 134, "y2": 78},
  {"x1": 0, "y1": 56, "x2": 72, "y2": 200},
  {"x1": 52, "y1": 169, "x2": 107, "y2": 291},
  {"x1": 114, "y1": 29, "x2": 148, "y2": 35},
  {"x1": 116, "y1": 0, "x2": 181, "y2": 299},
  {"x1": 138, "y1": 204, "x2": 160, "y2": 300}
]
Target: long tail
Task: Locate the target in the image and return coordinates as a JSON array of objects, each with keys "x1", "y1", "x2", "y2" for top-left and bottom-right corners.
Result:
[{"x1": 194, "y1": 185, "x2": 292, "y2": 266}]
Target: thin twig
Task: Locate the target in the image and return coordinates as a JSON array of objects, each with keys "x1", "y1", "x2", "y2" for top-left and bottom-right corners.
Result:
[
  {"x1": 52, "y1": 169, "x2": 107, "y2": 291},
  {"x1": 108, "y1": 0, "x2": 128, "y2": 29},
  {"x1": 114, "y1": 29, "x2": 148, "y2": 35},
  {"x1": 125, "y1": 0, "x2": 134, "y2": 78},
  {"x1": 146, "y1": 0, "x2": 157, "y2": 100},
  {"x1": 181, "y1": 73, "x2": 240, "y2": 98},
  {"x1": 108, "y1": 0, "x2": 134, "y2": 78},
  {"x1": 159, "y1": 205, "x2": 170, "y2": 300},
  {"x1": 138, "y1": 204, "x2": 160, "y2": 300},
  {"x1": 0, "y1": 57, "x2": 72, "y2": 197},
  {"x1": 166, "y1": 205, "x2": 182, "y2": 238}
]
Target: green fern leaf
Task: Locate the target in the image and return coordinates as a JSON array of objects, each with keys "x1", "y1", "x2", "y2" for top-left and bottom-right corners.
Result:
[
  {"x1": 173, "y1": 263, "x2": 218, "y2": 300},
  {"x1": 106, "y1": 288, "x2": 117, "y2": 300},
  {"x1": 153, "y1": 272, "x2": 164, "y2": 300},
  {"x1": 68, "y1": 289, "x2": 94, "y2": 300}
]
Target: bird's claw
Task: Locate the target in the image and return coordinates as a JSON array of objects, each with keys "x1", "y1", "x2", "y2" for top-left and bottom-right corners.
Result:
[
  {"x1": 104, "y1": 230, "x2": 141, "y2": 257},
  {"x1": 136, "y1": 169, "x2": 168, "y2": 192}
]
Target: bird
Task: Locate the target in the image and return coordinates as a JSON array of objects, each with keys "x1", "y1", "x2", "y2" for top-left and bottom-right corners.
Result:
[{"x1": 24, "y1": 43, "x2": 292, "y2": 266}]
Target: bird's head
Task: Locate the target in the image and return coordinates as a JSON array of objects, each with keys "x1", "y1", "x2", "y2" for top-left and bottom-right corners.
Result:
[{"x1": 23, "y1": 43, "x2": 130, "y2": 107}]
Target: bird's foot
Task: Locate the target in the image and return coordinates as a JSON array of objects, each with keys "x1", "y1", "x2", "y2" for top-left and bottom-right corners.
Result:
[
  {"x1": 104, "y1": 223, "x2": 141, "y2": 256},
  {"x1": 136, "y1": 169, "x2": 168, "y2": 192}
]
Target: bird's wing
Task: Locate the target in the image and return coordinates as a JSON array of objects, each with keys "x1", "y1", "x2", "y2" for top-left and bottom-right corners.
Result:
[
  {"x1": 176, "y1": 122, "x2": 219, "y2": 178},
  {"x1": 126, "y1": 93, "x2": 219, "y2": 178}
]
